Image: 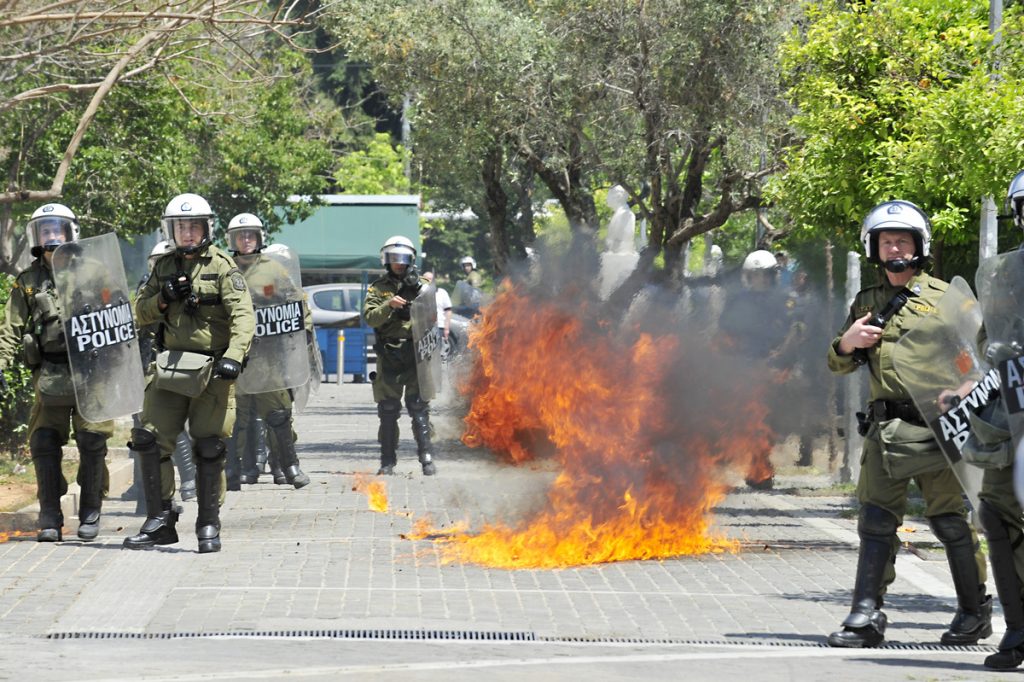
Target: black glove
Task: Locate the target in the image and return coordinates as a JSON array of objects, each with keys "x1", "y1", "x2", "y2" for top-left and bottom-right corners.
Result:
[
  {"x1": 160, "y1": 274, "x2": 192, "y2": 303},
  {"x1": 212, "y1": 357, "x2": 242, "y2": 380}
]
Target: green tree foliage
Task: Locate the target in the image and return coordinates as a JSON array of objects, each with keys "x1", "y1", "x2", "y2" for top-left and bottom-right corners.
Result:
[
  {"x1": 334, "y1": 133, "x2": 411, "y2": 194},
  {"x1": 323, "y1": 1, "x2": 794, "y2": 277},
  {"x1": 771, "y1": 0, "x2": 1024, "y2": 274}
]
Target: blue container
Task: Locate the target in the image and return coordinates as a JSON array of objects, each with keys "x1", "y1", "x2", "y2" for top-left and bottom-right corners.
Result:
[{"x1": 315, "y1": 326, "x2": 369, "y2": 383}]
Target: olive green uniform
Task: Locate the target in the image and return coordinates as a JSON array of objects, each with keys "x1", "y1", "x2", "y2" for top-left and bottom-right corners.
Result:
[
  {"x1": 364, "y1": 272, "x2": 436, "y2": 473},
  {"x1": 828, "y1": 270, "x2": 988, "y2": 644},
  {"x1": 0, "y1": 258, "x2": 114, "y2": 538},
  {"x1": 230, "y1": 253, "x2": 311, "y2": 487},
  {"x1": 125, "y1": 244, "x2": 254, "y2": 550}
]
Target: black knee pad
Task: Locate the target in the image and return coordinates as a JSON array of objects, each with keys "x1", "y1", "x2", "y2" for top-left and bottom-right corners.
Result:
[
  {"x1": 859, "y1": 503, "x2": 899, "y2": 539},
  {"x1": 405, "y1": 394, "x2": 429, "y2": 417},
  {"x1": 74, "y1": 430, "x2": 106, "y2": 454},
  {"x1": 130, "y1": 427, "x2": 158, "y2": 450},
  {"x1": 378, "y1": 398, "x2": 402, "y2": 420},
  {"x1": 929, "y1": 513, "x2": 972, "y2": 548},
  {"x1": 30, "y1": 428, "x2": 64, "y2": 455},
  {"x1": 194, "y1": 436, "x2": 226, "y2": 461},
  {"x1": 265, "y1": 408, "x2": 292, "y2": 429}
]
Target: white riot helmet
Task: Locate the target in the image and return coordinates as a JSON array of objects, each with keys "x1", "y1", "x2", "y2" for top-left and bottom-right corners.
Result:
[
  {"x1": 1007, "y1": 170, "x2": 1024, "y2": 230},
  {"x1": 161, "y1": 193, "x2": 215, "y2": 255},
  {"x1": 859, "y1": 200, "x2": 931, "y2": 268},
  {"x1": 460, "y1": 256, "x2": 476, "y2": 269},
  {"x1": 226, "y1": 213, "x2": 266, "y2": 255},
  {"x1": 28, "y1": 203, "x2": 79, "y2": 257},
  {"x1": 380, "y1": 235, "x2": 417, "y2": 272},
  {"x1": 741, "y1": 249, "x2": 778, "y2": 289},
  {"x1": 147, "y1": 240, "x2": 174, "y2": 269}
]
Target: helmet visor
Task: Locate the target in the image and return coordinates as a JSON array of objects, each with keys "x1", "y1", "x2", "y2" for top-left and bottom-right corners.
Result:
[
  {"x1": 164, "y1": 217, "x2": 210, "y2": 249},
  {"x1": 28, "y1": 217, "x2": 74, "y2": 250},
  {"x1": 229, "y1": 228, "x2": 263, "y2": 254},
  {"x1": 384, "y1": 249, "x2": 415, "y2": 266}
]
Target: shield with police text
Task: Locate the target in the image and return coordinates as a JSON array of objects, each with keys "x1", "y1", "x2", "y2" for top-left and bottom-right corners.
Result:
[
  {"x1": 892, "y1": 276, "x2": 985, "y2": 516},
  {"x1": 977, "y1": 251, "x2": 1024, "y2": 506},
  {"x1": 52, "y1": 232, "x2": 145, "y2": 421},
  {"x1": 235, "y1": 245, "x2": 309, "y2": 395},
  {"x1": 410, "y1": 283, "x2": 442, "y2": 400}
]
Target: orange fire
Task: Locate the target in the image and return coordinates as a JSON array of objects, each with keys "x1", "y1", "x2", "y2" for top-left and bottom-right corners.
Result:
[
  {"x1": 413, "y1": 283, "x2": 776, "y2": 569},
  {"x1": 0, "y1": 530, "x2": 34, "y2": 543},
  {"x1": 352, "y1": 474, "x2": 389, "y2": 512}
]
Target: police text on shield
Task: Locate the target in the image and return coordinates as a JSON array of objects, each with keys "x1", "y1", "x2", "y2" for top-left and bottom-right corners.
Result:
[
  {"x1": 69, "y1": 302, "x2": 136, "y2": 353},
  {"x1": 255, "y1": 301, "x2": 303, "y2": 337}
]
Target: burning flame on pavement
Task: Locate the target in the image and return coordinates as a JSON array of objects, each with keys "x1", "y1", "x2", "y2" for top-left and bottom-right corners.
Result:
[
  {"x1": 0, "y1": 530, "x2": 35, "y2": 543},
  {"x1": 353, "y1": 474, "x2": 389, "y2": 512},
  {"x1": 413, "y1": 284, "x2": 776, "y2": 569}
]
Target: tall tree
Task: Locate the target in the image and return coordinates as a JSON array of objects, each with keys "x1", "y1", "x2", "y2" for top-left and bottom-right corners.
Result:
[
  {"x1": 323, "y1": 0, "x2": 795, "y2": 274},
  {"x1": 770, "y1": 0, "x2": 1024, "y2": 275},
  {"x1": 0, "y1": 1, "x2": 335, "y2": 273}
]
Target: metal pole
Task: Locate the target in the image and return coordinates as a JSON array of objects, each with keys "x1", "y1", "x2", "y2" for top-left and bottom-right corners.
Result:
[
  {"x1": 982, "y1": 0, "x2": 1002, "y2": 264},
  {"x1": 841, "y1": 250, "x2": 863, "y2": 484}
]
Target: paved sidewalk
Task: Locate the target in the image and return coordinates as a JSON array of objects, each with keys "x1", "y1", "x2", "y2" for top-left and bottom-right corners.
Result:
[{"x1": 0, "y1": 380, "x2": 1013, "y2": 681}]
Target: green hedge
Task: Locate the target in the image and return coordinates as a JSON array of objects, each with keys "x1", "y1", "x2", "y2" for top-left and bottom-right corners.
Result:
[{"x1": 0, "y1": 274, "x2": 35, "y2": 459}]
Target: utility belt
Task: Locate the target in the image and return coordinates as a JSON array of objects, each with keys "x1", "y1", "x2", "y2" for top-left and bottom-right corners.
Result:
[
  {"x1": 42, "y1": 351, "x2": 68, "y2": 364},
  {"x1": 868, "y1": 399, "x2": 925, "y2": 427}
]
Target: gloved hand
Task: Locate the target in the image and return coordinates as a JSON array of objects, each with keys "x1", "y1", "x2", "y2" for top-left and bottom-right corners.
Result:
[
  {"x1": 212, "y1": 357, "x2": 242, "y2": 380},
  {"x1": 160, "y1": 275, "x2": 192, "y2": 304}
]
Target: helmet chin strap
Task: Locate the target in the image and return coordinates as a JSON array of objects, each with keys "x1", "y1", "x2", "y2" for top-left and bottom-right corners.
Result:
[{"x1": 883, "y1": 255, "x2": 923, "y2": 273}]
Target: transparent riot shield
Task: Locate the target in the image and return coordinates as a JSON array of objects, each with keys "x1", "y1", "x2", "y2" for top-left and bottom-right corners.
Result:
[
  {"x1": 892, "y1": 277, "x2": 987, "y2": 514},
  {"x1": 977, "y1": 251, "x2": 1024, "y2": 506},
  {"x1": 235, "y1": 246, "x2": 309, "y2": 395},
  {"x1": 52, "y1": 232, "x2": 145, "y2": 421},
  {"x1": 410, "y1": 284, "x2": 442, "y2": 401},
  {"x1": 293, "y1": 329, "x2": 323, "y2": 413}
]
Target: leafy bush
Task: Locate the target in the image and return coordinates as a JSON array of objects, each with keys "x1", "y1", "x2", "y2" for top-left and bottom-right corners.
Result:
[{"x1": 0, "y1": 273, "x2": 34, "y2": 459}]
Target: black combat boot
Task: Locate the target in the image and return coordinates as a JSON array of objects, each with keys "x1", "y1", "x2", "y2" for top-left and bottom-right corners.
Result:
[
  {"x1": 31, "y1": 429, "x2": 66, "y2": 542},
  {"x1": 377, "y1": 399, "x2": 400, "y2": 475},
  {"x1": 172, "y1": 431, "x2": 196, "y2": 500},
  {"x1": 930, "y1": 514, "x2": 993, "y2": 645},
  {"x1": 268, "y1": 450, "x2": 288, "y2": 485},
  {"x1": 828, "y1": 505, "x2": 897, "y2": 648},
  {"x1": 980, "y1": 502, "x2": 1024, "y2": 668},
  {"x1": 407, "y1": 396, "x2": 437, "y2": 476},
  {"x1": 74, "y1": 430, "x2": 107, "y2": 541},
  {"x1": 194, "y1": 437, "x2": 225, "y2": 554},
  {"x1": 266, "y1": 409, "x2": 309, "y2": 488},
  {"x1": 236, "y1": 399, "x2": 261, "y2": 484},
  {"x1": 123, "y1": 428, "x2": 179, "y2": 549}
]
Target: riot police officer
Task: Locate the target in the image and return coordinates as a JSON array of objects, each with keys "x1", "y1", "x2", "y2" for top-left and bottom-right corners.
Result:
[
  {"x1": 826, "y1": 200, "x2": 990, "y2": 647},
  {"x1": 718, "y1": 249, "x2": 794, "y2": 489},
  {"x1": 0, "y1": 203, "x2": 114, "y2": 541},
  {"x1": 123, "y1": 193, "x2": 254, "y2": 553},
  {"x1": 964, "y1": 169, "x2": 1024, "y2": 669},
  {"x1": 363, "y1": 236, "x2": 437, "y2": 476},
  {"x1": 225, "y1": 214, "x2": 310, "y2": 490},
  {"x1": 122, "y1": 240, "x2": 197, "y2": 507}
]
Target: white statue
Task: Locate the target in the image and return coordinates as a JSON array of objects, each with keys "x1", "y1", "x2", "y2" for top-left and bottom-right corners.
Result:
[
  {"x1": 604, "y1": 185, "x2": 636, "y2": 254},
  {"x1": 599, "y1": 185, "x2": 640, "y2": 299}
]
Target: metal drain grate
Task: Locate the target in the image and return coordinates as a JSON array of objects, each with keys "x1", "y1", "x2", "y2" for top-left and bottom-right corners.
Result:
[{"x1": 40, "y1": 629, "x2": 998, "y2": 652}]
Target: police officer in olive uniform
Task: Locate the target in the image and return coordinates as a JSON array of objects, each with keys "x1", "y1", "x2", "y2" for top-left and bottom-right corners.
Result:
[
  {"x1": 123, "y1": 193, "x2": 254, "y2": 553},
  {"x1": 0, "y1": 203, "x2": 114, "y2": 542},
  {"x1": 363, "y1": 236, "x2": 437, "y2": 476},
  {"x1": 225, "y1": 214, "x2": 310, "y2": 490},
  {"x1": 827, "y1": 200, "x2": 990, "y2": 647},
  {"x1": 964, "y1": 169, "x2": 1024, "y2": 670}
]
